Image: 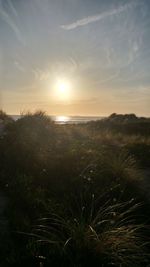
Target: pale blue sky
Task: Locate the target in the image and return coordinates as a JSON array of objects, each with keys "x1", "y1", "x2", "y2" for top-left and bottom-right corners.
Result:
[{"x1": 0, "y1": 0, "x2": 150, "y2": 116}]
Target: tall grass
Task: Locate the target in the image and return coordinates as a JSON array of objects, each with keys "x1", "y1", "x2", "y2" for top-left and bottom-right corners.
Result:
[
  {"x1": 31, "y1": 191, "x2": 149, "y2": 267},
  {"x1": 97, "y1": 148, "x2": 142, "y2": 182},
  {"x1": 0, "y1": 111, "x2": 150, "y2": 266}
]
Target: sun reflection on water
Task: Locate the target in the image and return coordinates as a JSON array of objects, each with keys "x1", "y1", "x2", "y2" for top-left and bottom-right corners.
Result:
[{"x1": 55, "y1": 116, "x2": 70, "y2": 124}]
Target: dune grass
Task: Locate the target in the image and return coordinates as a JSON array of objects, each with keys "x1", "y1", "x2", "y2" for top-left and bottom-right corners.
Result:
[
  {"x1": 31, "y1": 193, "x2": 149, "y2": 267},
  {"x1": 0, "y1": 111, "x2": 150, "y2": 266}
]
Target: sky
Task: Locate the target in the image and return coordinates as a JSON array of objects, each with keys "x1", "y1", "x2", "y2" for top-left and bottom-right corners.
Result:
[{"x1": 0, "y1": 0, "x2": 150, "y2": 116}]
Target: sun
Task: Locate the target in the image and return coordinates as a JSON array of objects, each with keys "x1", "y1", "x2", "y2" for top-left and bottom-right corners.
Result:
[
  {"x1": 56, "y1": 79, "x2": 70, "y2": 94},
  {"x1": 53, "y1": 78, "x2": 72, "y2": 101},
  {"x1": 49, "y1": 76, "x2": 73, "y2": 102}
]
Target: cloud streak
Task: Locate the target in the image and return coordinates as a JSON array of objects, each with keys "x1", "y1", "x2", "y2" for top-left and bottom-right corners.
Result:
[
  {"x1": 7, "y1": 0, "x2": 18, "y2": 17},
  {"x1": 0, "y1": 0, "x2": 25, "y2": 44},
  {"x1": 14, "y1": 61, "x2": 25, "y2": 72},
  {"x1": 61, "y1": 2, "x2": 135, "y2": 30}
]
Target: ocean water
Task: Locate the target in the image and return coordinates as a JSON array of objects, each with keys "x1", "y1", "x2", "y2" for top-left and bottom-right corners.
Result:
[
  {"x1": 52, "y1": 116, "x2": 104, "y2": 124},
  {"x1": 11, "y1": 115, "x2": 104, "y2": 124}
]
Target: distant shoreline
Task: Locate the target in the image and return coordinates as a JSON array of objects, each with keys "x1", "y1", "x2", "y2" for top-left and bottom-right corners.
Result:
[{"x1": 10, "y1": 115, "x2": 105, "y2": 124}]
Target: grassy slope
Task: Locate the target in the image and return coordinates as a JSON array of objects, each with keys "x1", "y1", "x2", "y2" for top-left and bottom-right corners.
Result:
[{"x1": 0, "y1": 111, "x2": 150, "y2": 266}]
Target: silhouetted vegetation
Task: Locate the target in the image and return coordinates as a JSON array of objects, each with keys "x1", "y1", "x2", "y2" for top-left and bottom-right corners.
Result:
[{"x1": 0, "y1": 111, "x2": 150, "y2": 266}]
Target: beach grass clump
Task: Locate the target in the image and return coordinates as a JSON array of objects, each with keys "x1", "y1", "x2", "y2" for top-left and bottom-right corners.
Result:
[{"x1": 31, "y1": 193, "x2": 149, "y2": 267}]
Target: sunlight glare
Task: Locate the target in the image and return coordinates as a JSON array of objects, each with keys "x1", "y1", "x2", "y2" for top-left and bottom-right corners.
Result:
[
  {"x1": 57, "y1": 79, "x2": 70, "y2": 94},
  {"x1": 55, "y1": 116, "x2": 70, "y2": 123},
  {"x1": 52, "y1": 78, "x2": 72, "y2": 101}
]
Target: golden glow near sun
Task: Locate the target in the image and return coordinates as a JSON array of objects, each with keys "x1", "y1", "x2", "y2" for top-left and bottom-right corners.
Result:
[
  {"x1": 56, "y1": 79, "x2": 70, "y2": 94},
  {"x1": 52, "y1": 78, "x2": 72, "y2": 101}
]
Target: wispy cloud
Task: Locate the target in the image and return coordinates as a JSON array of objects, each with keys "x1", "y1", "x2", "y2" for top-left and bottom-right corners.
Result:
[
  {"x1": 14, "y1": 61, "x2": 25, "y2": 72},
  {"x1": 0, "y1": 1, "x2": 25, "y2": 44},
  {"x1": 61, "y1": 2, "x2": 136, "y2": 30},
  {"x1": 7, "y1": 0, "x2": 18, "y2": 17},
  {"x1": 32, "y1": 68, "x2": 51, "y2": 81}
]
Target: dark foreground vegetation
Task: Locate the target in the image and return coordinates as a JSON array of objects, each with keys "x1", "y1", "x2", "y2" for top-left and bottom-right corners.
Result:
[{"x1": 0, "y1": 110, "x2": 150, "y2": 267}]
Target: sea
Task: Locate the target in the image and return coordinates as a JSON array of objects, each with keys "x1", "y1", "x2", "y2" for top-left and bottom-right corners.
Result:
[{"x1": 11, "y1": 115, "x2": 104, "y2": 124}]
